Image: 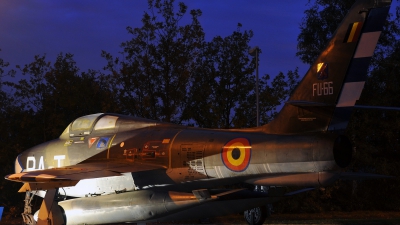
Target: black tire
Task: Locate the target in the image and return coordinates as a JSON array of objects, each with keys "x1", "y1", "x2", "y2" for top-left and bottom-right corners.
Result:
[
  {"x1": 243, "y1": 206, "x2": 267, "y2": 225},
  {"x1": 58, "y1": 205, "x2": 67, "y2": 225}
]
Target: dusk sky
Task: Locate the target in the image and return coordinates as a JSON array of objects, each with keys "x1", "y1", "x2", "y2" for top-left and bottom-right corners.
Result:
[{"x1": 0, "y1": 1, "x2": 398, "y2": 80}]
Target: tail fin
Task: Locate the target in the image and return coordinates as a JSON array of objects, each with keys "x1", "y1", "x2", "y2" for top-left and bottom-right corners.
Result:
[{"x1": 263, "y1": 0, "x2": 392, "y2": 134}]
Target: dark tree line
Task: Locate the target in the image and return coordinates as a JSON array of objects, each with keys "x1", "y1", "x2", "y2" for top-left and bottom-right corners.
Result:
[
  {"x1": 100, "y1": 0, "x2": 299, "y2": 128},
  {"x1": 275, "y1": 0, "x2": 400, "y2": 213},
  {"x1": 0, "y1": 0, "x2": 298, "y2": 219},
  {"x1": 0, "y1": 0, "x2": 399, "y2": 220}
]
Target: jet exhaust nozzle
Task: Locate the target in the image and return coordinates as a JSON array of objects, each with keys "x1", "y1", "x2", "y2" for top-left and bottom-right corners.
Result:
[{"x1": 333, "y1": 135, "x2": 352, "y2": 168}]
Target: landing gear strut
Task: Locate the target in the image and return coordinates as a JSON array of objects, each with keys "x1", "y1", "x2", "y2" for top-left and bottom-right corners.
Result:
[
  {"x1": 21, "y1": 189, "x2": 66, "y2": 225},
  {"x1": 22, "y1": 191, "x2": 36, "y2": 225}
]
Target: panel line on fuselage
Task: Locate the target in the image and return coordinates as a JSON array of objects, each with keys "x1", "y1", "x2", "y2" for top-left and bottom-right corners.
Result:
[
  {"x1": 168, "y1": 129, "x2": 184, "y2": 168},
  {"x1": 263, "y1": 163, "x2": 272, "y2": 173},
  {"x1": 107, "y1": 134, "x2": 117, "y2": 159}
]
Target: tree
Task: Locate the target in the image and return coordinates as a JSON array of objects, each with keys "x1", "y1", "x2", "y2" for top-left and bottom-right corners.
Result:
[
  {"x1": 297, "y1": 1, "x2": 354, "y2": 64},
  {"x1": 0, "y1": 54, "x2": 30, "y2": 218},
  {"x1": 43, "y1": 53, "x2": 121, "y2": 136},
  {"x1": 258, "y1": 69, "x2": 300, "y2": 125},
  {"x1": 0, "y1": 49, "x2": 12, "y2": 116},
  {"x1": 294, "y1": 0, "x2": 400, "y2": 211},
  {"x1": 103, "y1": 0, "x2": 204, "y2": 123},
  {"x1": 0, "y1": 52, "x2": 124, "y2": 218},
  {"x1": 5, "y1": 53, "x2": 121, "y2": 142},
  {"x1": 297, "y1": 0, "x2": 400, "y2": 66},
  {"x1": 348, "y1": 40, "x2": 400, "y2": 210},
  {"x1": 185, "y1": 24, "x2": 255, "y2": 128},
  {"x1": 105, "y1": 0, "x2": 300, "y2": 128},
  {"x1": 4, "y1": 55, "x2": 52, "y2": 142}
]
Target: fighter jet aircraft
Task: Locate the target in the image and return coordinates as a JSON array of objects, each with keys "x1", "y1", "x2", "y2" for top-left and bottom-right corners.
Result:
[{"x1": 5, "y1": 0, "x2": 393, "y2": 224}]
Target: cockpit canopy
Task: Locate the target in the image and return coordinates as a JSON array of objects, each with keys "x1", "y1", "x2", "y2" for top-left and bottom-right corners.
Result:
[
  {"x1": 61, "y1": 113, "x2": 161, "y2": 138},
  {"x1": 70, "y1": 113, "x2": 118, "y2": 136}
]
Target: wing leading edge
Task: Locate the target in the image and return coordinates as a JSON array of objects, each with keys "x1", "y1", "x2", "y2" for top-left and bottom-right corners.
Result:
[{"x1": 5, "y1": 161, "x2": 166, "y2": 192}]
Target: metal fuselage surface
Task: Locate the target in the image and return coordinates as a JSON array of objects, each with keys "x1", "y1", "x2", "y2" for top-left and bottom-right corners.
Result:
[
  {"x1": 7, "y1": 1, "x2": 392, "y2": 224},
  {"x1": 15, "y1": 114, "x2": 348, "y2": 224},
  {"x1": 16, "y1": 114, "x2": 346, "y2": 195}
]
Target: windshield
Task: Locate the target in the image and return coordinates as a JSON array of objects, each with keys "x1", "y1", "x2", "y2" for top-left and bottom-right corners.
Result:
[
  {"x1": 71, "y1": 113, "x2": 103, "y2": 131},
  {"x1": 63, "y1": 113, "x2": 157, "y2": 138},
  {"x1": 94, "y1": 115, "x2": 118, "y2": 130}
]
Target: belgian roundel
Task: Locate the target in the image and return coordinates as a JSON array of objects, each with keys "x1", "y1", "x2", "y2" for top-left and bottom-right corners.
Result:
[{"x1": 221, "y1": 138, "x2": 251, "y2": 172}]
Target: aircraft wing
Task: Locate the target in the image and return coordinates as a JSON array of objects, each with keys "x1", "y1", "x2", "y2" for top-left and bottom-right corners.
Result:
[{"x1": 5, "y1": 161, "x2": 165, "y2": 192}]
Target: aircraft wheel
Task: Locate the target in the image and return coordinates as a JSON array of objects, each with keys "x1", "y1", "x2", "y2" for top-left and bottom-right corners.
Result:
[
  {"x1": 243, "y1": 205, "x2": 267, "y2": 225},
  {"x1": 59, "y1": 205, "x2": 67, "y2": 225}
]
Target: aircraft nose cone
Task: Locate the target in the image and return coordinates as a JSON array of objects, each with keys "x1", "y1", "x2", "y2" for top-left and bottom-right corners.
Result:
[{"x1": 15, "y1": 154, "x2": 24, "y2": 173}]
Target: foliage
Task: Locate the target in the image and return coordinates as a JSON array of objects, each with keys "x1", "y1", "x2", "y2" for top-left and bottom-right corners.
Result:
[
  {"x1": 102, "y1": 0, "x2": 297, "y2": 128},
  {"x1": 4, "y1": 53, "x2": 120, "y2": 142},
  {"x1": 0, "y1": 53, "x2": 122, "y2": 216},
  {"x1": 0, "y1": 55, "x2": 28, "y2": 217},
  {"x1": 258, "y1": 68, "x2": 300, "y2": 125},
  {"x1": 298, "y1": 0, "x2": 400, "y2": 66},
  {"x1": 295, "y1": 0, "x2": 400, "y2": 212},
  {"x1": 347, "y1": 39, "x2": 400, "y2": 210},
  {"x1": 102, "y1": 0, "x2": 204, "y2": 123},
  {"x1": 185, "y1": 24, "x2": 255, "y2": 128},
  {"x1": 4, "y1": 0, "x2": 399, "y2": 219},
  {"x1": 0, "y1": 0, "x2": 299, "y2": 216}
]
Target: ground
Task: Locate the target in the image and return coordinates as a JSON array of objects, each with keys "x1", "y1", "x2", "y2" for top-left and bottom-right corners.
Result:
[{"x1": 2, "y1": 211, "x2": 400, "y2": 225}]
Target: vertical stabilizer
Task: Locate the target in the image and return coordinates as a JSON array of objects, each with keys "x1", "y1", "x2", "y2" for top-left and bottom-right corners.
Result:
[{"x1": 263, "y1": 0, "x2": 391, "y2": 134}]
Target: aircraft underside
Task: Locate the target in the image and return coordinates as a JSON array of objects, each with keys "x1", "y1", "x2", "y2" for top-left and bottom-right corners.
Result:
[{"x1": 24, "y1": 183, "x2": 307, "y2": 225}]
